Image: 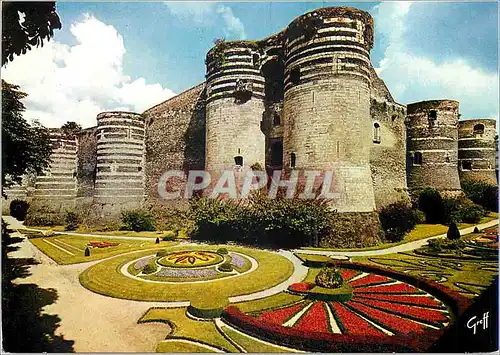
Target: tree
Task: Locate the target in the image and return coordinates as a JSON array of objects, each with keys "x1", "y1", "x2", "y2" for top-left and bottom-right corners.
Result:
[
  {"x1": 2, "y1": 2, "x2": 62, "y2": 66},
  {"x1": 2, "y1": 80, "x2": 52, "y2": 193},
  {"x1": 60, "y1": 121, "x2": 82, "y2": 138}
]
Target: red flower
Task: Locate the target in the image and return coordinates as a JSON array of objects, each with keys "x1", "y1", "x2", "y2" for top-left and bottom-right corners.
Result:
[
  {"x1": 354, "y1": 282, "x2": 424, "y2": 294},
  {"x1": 346, "y1": 301, "x2": 429, "y2": 335},
  {"x1": 289, "y1": 282, "x2": 315, "y2": 293},
  {"x1": 330, "y1": 302, "x2": 385, "y2": 336},
  {"x1": 354, "y1": 293, "x2": 445, "y2": 308},
  {"x1": 349, "y1": 274, "x2": 392, "y2": 287},
  {"x1": 258, "y1": 302, "x2": 306, "y2": 325},
  {"x1": 339, "y1": 269, "x2": 360, "y2": 281},
  {"x1": 353, "y1": 298, "x2": 449, "y2": 325},
  {"x1": 293, "y1": 302, "x2": 329, "y2": 333}
]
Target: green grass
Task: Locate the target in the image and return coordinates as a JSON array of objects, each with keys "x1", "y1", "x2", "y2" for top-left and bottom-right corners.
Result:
[
  {"x1": 220, "y1": 324, "x2": 296, "y2": 353},
  {"x1": 30, "y1": 235, "x2": 177, "y2": 265},
  {"x1": 302, "y1": 213, "x2": 498, "y2": 253},
  {"x1": 79, "y1": 245, "x2": 294, "y2": 303},
  {"x1": 234, "y1": 292, "x2": 304, "y2": 313},
  {"x1": 139, "y1": 307, "x2": 238, "y2": 353},
  {"x1": 156, "y1": 340, "x2": 219, "y2": 353},
  {"x1": 23, "y1": 225, "x2": 177, "y2": 239}
]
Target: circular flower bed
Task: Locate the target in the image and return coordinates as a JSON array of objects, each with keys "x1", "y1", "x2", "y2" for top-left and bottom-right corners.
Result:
[
  {"x1": 221, "y1": 263, "x2": 471, "y2": 352},
  {"x1": 157, "y1": 251, "x2": 224, "y2": 268}
]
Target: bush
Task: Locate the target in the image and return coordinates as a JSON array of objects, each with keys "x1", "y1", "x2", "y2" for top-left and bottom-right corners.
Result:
[
  {"x1": 142, "y1": 263, "x2": 157, "y2": 274},
  {"x1": 9, "y1": 200, "x2": 29, "y2": 221},
  {"x1": 217, "y1": 248, "x2": 228, "y2": 255},
  {"x1": 315, "y1": 267, "x2": 343, "y2": 289},
  {"x1": 121, "y1": 210, "x2": 156, "y2": 232},
  {"x1": 447, "y1": 222, "x2": 461, "y2": 240},
  {"x1": 461, "y1": 180, "x2": 498, "y2": 212},
  {"x1": 418, "y1": 188, "x2": 444, "y2": 224},
  {"x1": 155, "y1": 237, "x2": 160, "y2": 244},
  {"x1": 64, "y1": 210, "x2": 79, "y2": 231},
  {"x1": 84, "y1": 247, "x2": 91, "y2": 257},
  {"x1": 218, "y1": 262, "x2": 233, "y2": 272},
  {"x1": 156, "y1": 249, "x2": 169, "y2": 257},
  {"x1": 379, "y1": 201, "x2": 420, "y2": 242},
  {"x1": 460, "y1": 204, "x2": 485, "y2": 223}
]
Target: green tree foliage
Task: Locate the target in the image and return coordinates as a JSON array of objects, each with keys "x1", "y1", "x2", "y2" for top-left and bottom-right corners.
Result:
[
  {"x1": 2, "y1": 2, "x2": 61, "y2": 66},
  {"x1": 379, "y1": 201, "x2": 421, "y2": 242},
  {"x1": 60, "y1": 121, "x2": 82, "y2": 138},
  {"x1": 1, "y1": 80, "x2": 52, "y2": 193}
]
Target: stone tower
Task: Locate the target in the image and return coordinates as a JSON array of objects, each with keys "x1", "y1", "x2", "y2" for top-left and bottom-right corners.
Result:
[
  {"x1": 94, "y1": 112, "x2": 145, "y2": 207},
  {"x1": 33, "y1": 129, "x2": 77, "y2": 202},
  {"x1": 406, "y1": 100, "x2": 461, "y2": 193},
  {"x1": 205, "y1": 41, "x2": 266, "y2": 175},
  {"x1": 282, "y1": 7, "x2": 376, "y2": 212},
  {"x1": 458, "y1": 118, "x2": 497, "y2": 184}
]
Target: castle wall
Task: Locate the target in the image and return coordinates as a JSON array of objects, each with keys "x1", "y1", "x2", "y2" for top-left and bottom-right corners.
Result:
[
  {"x1": 282, "y1": 7, "x2": 376, "y2": 213},
  {"x1": 76, "y1": 127, "x2": 97, "y2": 197},
  {"x1": 143, "y1": 83, "x2": 206, "y2": 209},
  {"x1": 406, "y1": 100, "x2": 461, "y2": 193},
  {"x1": 205, "y1": 42, "x2": 266, "y2": 173},
  {"x1": 94, "y1": 112, "x2": 145, "y2": 210},
  {"x1": 458, "y1": 118, "x2": 497, "y2": 184}
]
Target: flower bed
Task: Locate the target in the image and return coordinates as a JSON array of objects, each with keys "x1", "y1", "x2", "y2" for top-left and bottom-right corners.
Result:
[
  {"x1": 330, "y1": 302, "x2": 385, "y2": 336},
  {"x1": 353, "y1": 282, "x2": 425, "y2": 294},
  {"x1": 349, "y1": 274, "x2": 392, "y2": 287},
  {"x1": 293, "y1": 302, "x2": 329, "y2": 333},
  {"x1": 133, "y1": 256, "x2": 156, "y2": 270},
  {"x1": 257, "y1": 302, "x2": 307, "y2": 325},
  {"x1": 355, "y1": 294, "x2": 445, "y2": 309},
  {"x1": 288, "y1": 282, "x2": 315, "y2": 293},
  {"x1": 153, "y1": 267, "x2": 219, "y2": 278}
]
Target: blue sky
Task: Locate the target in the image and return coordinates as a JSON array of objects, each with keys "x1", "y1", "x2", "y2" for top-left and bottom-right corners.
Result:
[{"x1": 2, "y1": 1, "x2": 498, "y2": 128}]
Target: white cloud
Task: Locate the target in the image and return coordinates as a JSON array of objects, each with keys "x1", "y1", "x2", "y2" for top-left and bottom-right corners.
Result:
[
  {"x1": 165, "y1": 2, "x2": 246, "y2": 40},
  {"x1": 373, "y1": 2, "x2": 499, "y2": 120},
  {"x1": 2, "y1": 13, "x2": 176, "y2": 128}
]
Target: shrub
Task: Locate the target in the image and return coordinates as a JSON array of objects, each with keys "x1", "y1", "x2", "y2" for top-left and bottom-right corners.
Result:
[
  {"x1": 460, "y1": 204, "x2": 485, "y2": 223},
  {"x1": 84, "y1": 247, "x2": 91, "y2": 257},
  {"x1": 315, "y1": 267, "x2": 343, "y2": 289},
  {"x1": 217, "y1": 247, "x2": 228, "y2": 255},
  {"x1": 155, "y1": 237, "x2": 160, "y2": 244},
  {"x1": 218, "y1": 262, "x2": 233, "y2": 272},
  {"x1": 156, "y1": 249, "x2": 169, "y2": 257},
  {"x1": 461, "y1": 179, "x2": 498, "y2": 212},
  {"x1": 379, "y1": 201, "x2": 420, "y2": 242},
  {"x1": 142, "y1": 263, "x2": 157, "y2": 274},
  {"x1": 64, "y1": 210, "x2": 79, "y2": 231},
  {"x1": 418, "y1": 188, "x2": 444, "y2": 224},
  {"x1": 9, "y1": 200, "x2": 29, "y2": 221},
  {"x1": 187, "y1": 297, "x2": 229, "y2": 319},
  {"x1": 473, "y1": 226, "x2": 480, "y2": 233},
  {"x1": 447, "y1": 222, "x2": 461, "y2": 240},
  {"x1": 121, "y1": 210, "x2": 156, "y2": 232}
]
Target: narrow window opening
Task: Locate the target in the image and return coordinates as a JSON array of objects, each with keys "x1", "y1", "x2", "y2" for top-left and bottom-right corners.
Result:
[
  {"x1": 252, "y1": 53, "x2": 260, "y2": 67},
  {"x1": 234, "y1": 155, "x2": 243, "y2": 167},
  {"x1": 270, "y1": 141, "x2": 283, "y2": 166},
  {"x1": 413, "y1": 152, "x2": 422, "y2": 165},
  {"x1": 373, "y1": 122, "x2": 381, "y2": 143},
  {"x1": 290, "y1": 153, "x2": 296, "y2": 168},
  {"x1": 273, "y1": 112, "x2": 281, "y2": 126},
  {"x1": 290, "y1": 67, "x2": 300, "y2": 85},
  {"x1": 138, "y1": 166, "x2": 143, "y2": 172},
  {"x1": 473, "y1": 124, "x2": 485, "y2": 136},
  {"x1": 462, "y1": 161, "x2": 472, "y2": 170}
]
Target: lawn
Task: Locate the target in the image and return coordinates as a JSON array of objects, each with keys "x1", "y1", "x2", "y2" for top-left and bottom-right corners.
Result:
[
  {"x1": 79, "y1": 245, "x2": 294, "y2": 303},
  {"x1": 30, "y1": 235, "x2": 177, "y2": 265},
  {"x1": 302, "y1": 212, "x2": 498, "y2": 252},
  {"x1": 21, "y1": 225, "x2": 180, "y2": 239},
  {"x1": 138, "y1": 307, "x2": 238, "y2": 353}
]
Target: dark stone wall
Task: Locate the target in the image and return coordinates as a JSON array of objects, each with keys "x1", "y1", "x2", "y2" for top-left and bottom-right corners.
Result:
[
  {"x1": 143, "y1": 83, "x2": 206, "y2": 209},
  {"x1": 76, "y1": 127, "x2": 97, "y2": 197}
]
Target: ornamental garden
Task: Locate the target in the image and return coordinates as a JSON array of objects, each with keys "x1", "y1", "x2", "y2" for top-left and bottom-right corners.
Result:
[{"x1": 6, "y1": 206, "x2": 498, "y2": 352}]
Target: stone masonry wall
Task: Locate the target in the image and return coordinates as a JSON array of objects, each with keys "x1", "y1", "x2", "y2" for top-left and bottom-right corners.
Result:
[
  {"x1": 143, "y1": 83, "x2": 206, "y2": 209},
  {"x1": 458, "y1": 118, "x2": 497, "y2": 184},
  {"x1": 76, "y1": 127, "x2": 97, "y2": 197}
]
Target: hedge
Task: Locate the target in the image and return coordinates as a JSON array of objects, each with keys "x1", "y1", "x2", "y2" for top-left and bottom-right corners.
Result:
[{"x1": 187, "y1": 298, "x2": 229, "y2": 319}]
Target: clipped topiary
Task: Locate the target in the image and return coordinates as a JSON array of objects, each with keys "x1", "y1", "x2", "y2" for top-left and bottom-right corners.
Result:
[
  {"x1": 315, "y1": 267, "x2": 343, "y2": 289},
  {"x1": 473, "y1": 226, "x2": 480, "y2": 233},
  {"x1": 218, "y1": 262, "x2": 233, "y2": 272},
  {"x1": 217, "y1": 247, "x2": 228, "y2": 255},
  {"x1": 155, "y1": 237, "x2": 160, "y2": 244},
  {"x1": 142, "y1": 263, "x2": 157, "y2": 274},
  {"x1": 447, "y1": 222, "x2": 461, "y2": 240},
  {"x1": 84, "y1": 247, "x2": 91, "y2": 257}
]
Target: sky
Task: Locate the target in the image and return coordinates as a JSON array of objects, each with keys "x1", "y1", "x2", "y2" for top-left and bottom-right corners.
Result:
[{"x1": 2, "y1": 1, "x2": 498, "y2": 128}]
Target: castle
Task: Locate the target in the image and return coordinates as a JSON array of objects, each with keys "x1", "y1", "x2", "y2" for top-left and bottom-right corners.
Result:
[{"x1": 5, "y1": 6, "x2": 498, "y2": 224}]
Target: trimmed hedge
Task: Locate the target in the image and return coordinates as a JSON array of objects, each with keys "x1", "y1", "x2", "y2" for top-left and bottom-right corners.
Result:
[
  {"x1": 294, "y1": 253, "x2": 335, "y2": 268},
  {"x1": 187, "y1": 298, "x2": 229, "y2": 319},
  {"x1": 218, "y1": 262, "x2": 233, "y2": 272},
  {"x1": 379, "y1": 201, "x2": 421, "y2": 242},
  {"x1": 461, "y1": 179, "x2": 498, "y2": 212}
]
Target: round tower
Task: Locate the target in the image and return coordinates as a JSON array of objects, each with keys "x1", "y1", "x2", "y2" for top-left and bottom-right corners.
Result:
[
  {"x1": 34, "y1": 128, "x2": 77, "y2": 201},
  {"x1": 205, "y1": 41, "x2": 266, "y2": 174},
  {"x1": 406, "y1": 100, "x2": 461, "y2": 193},
  {"x1": 282, "y1": 7, "x2": 376, "y2": 212},
  {"x1": 458, "y1": 118, "x2": 497, "y2": 184},
  {"x1": 94, "y1": 112, "x2": 145, "y2": 206}
]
